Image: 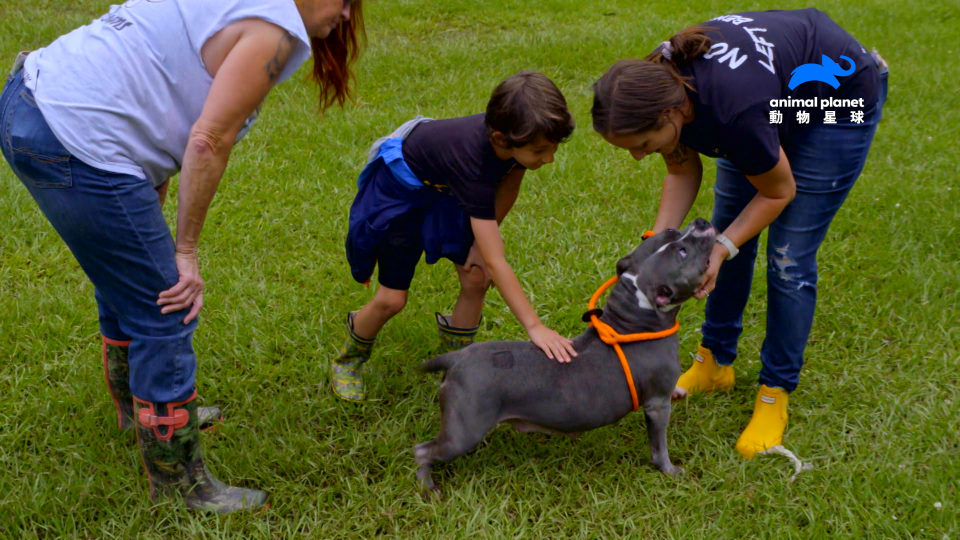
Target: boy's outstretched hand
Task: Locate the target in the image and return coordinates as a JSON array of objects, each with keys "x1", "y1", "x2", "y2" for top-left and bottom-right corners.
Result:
[
  {"x1": 468, "y1": 218, "x2": 576, "y2": 363},
  {"x1": 527, "y1": 323, "x2": 577, "y2": 363}
]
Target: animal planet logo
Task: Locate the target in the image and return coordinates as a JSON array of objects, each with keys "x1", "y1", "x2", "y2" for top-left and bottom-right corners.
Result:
[{"x1": 788, "y1": 55, "x2": 855, "y2": 90}]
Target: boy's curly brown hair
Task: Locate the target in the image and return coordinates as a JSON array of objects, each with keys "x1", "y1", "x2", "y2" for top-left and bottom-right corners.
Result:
[{"x1": 485, "y1": 71, "x2": 575, "y2": 148}]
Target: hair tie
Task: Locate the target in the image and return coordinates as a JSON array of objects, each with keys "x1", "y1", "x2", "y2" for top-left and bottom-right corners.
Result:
[{"x1": 660, "y1": 41, "x2": 674, "y2": 61}]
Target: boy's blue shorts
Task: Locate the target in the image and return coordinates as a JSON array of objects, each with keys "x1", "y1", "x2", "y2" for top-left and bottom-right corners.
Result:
[
  {"x1": 346, "y1": 157, "x2": 474, "y2": 291},
  {"x1": 374, "y1": 206, "x2": 432, "y2": 291}
]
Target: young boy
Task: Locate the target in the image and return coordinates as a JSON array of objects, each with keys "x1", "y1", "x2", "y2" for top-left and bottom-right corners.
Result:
[{"x1": 333, "y1": 71, "x2": 578, "y2": 402}]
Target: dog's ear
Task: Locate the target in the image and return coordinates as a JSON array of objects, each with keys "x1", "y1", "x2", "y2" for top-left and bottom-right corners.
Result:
[{"x1": 616, "y1": 255, "x2": 632, "y2": 277}]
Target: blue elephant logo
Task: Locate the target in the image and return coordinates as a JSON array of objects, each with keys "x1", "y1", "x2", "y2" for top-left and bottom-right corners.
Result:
[{"x1": 788, "y1": 55, "x2": 856, "y2": 90}]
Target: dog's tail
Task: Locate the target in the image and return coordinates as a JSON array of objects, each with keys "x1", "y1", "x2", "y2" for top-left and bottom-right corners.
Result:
[{"x1": 420, "y1": 352, "x2": 460, "y2": 374}]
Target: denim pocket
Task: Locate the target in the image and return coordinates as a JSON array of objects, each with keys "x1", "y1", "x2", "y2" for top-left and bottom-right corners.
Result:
[{"x1": 5, "y1": 89, "x2": 72, "y2": 189}]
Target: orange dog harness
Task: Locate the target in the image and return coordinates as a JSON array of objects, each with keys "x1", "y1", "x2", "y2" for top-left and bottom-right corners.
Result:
[{"x1": 585, "y1": 231, "x2": 679, "y2": 412}]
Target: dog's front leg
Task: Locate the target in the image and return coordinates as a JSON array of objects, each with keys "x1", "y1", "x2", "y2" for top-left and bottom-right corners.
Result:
[{"x1": 644, "y1": 398, "x2": 682, "y2": 476}]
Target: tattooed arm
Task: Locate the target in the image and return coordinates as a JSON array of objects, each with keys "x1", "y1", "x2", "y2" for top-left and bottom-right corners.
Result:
[
  {"x1": 157, "y1": 20, "x2": 297, "y2": 323},
  {"x1": 652, "y1": 142, "x2": 704, "y2": 233}
]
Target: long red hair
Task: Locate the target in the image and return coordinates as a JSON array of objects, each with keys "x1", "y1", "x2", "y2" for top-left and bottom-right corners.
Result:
[{"x1": 311, "y1": 1, "x2": 366, "y2": 112}]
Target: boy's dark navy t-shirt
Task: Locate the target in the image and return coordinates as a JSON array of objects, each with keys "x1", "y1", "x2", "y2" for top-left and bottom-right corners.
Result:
[
  {"x1": 673, "y1": 9, "x2": 880, "y2": 176},
  {"x1": 401, "y1": 113, "x2": 523, "y2": 221}
]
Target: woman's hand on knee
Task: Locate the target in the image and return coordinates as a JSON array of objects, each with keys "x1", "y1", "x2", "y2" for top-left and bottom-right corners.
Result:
[{"x1": 158, "y1": 250, "x2": 204, "y2": 323}]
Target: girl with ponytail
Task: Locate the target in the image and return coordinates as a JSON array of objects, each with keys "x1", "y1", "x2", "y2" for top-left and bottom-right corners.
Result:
[{"x1": 593, "y1": 9, "x2": 887, "y2": 462}]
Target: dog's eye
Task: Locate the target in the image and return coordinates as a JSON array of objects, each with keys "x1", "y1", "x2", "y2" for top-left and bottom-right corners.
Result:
[{"x1": 678, "y1": 247, "x2": 688, "y2": 258}]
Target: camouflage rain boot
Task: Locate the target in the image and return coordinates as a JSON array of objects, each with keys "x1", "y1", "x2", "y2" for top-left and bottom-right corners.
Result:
[
  {"x1": 435, "y1": 312, "x2": 481, "y2": 355},
  {"x1": 329, "y1": 312, "x2": 376, "y2": 402},
  {"x1": 133, "y1": 390, "x2": 267, "y2": 513},
  {"x1": 103, "y1": 336, "x2": 222, "y2": 431}
]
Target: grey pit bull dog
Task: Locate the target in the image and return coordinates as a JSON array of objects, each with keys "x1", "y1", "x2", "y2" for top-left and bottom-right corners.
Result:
[{"x1": 414, "y1": 218, "x2": 717, "y2": 497}]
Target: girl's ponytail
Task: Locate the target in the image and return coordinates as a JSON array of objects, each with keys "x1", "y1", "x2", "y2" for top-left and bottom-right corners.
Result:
[
  {"x1": 646, "y1": 25, "x2": 713, "y2": 90},
  {"x1": 592, "y1": 25, "x2": 713, "y2": 136}
]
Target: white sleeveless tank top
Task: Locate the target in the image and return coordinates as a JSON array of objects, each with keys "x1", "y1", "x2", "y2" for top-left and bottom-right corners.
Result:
[{"x1": 23, "y1": 0, "x2": 312, "y2": 186}]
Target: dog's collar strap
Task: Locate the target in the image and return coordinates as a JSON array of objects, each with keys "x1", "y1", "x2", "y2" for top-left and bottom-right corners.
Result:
[{"x1": 587, "y1": 275, "x2": 680, "y2": 412}]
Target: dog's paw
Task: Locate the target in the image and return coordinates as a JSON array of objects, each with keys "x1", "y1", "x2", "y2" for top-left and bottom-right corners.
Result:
[
  {"x1": 420, "y1": 485, "x2": 442, "y2": 501},
  {"x1": 662, "y1": 464, "x2": 685, "y2": 477},
  {"x1": 652, "y1": 460, "x2": 684, "y2": 477}
]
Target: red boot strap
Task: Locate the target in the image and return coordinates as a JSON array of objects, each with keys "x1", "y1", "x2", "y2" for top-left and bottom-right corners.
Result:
[
  {"x1": 102, "y1": 335, "x2": 132, "y2": 347},
  {"x1": 138, "y1": 408, "x2": 189, "y2": 429},
  {"x1": 133, "y1": 390, "x2": 197, "y2": 440}
]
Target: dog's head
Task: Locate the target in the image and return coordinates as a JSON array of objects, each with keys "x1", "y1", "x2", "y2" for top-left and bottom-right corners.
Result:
[{"x1": 605, "y1": 219, "x2": 716, "y2": 325}]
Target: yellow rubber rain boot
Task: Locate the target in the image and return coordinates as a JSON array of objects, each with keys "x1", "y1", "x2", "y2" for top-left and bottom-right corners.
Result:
[
  {"x1": 675, "y1": 345, "x2": 735, "y2": 398},
  {"x1": 735, "y1": 385, "x2": 789, "y2": 459}
]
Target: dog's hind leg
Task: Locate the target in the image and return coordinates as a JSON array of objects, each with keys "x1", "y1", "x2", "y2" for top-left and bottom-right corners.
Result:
[
  {"x1": 413, "y1": 441, "x2": 442, "y2": 498},
  {"x1": 644, "y1": 397, "x2": 682, "y2": 476},
  {"x1": 414, "y1": 383, "x2": 498, "y2": 498}
]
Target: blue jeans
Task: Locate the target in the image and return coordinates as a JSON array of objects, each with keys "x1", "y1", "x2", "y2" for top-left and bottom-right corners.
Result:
[
  {"x1": 702, "y1": 73, "x2": 888, "y2": 393},
  {"x1": 1, "y1": 69, "x2": 196, "y2": 403}
]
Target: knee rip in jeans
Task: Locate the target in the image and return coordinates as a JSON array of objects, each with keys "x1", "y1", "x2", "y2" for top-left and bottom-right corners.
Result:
[{"x1": 769, "y1": 244, "x2": 815, "y2": 290}]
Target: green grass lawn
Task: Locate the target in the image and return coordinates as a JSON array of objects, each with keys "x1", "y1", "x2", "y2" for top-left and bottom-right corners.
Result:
[{"x1": 1, "y1": 0, "x2": 958, "y2": 537}]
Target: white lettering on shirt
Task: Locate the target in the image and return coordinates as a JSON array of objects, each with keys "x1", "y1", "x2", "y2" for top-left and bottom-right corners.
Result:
[
  {"x1": 703, "y1": 42, "x2": 728, "y2": 59},
  {"x1": 712, "y1": 14, "x2": 754, "y2": 26},
  {"x1": 705, "y1": 15, "x2": 778, "y2": 75},
  {"x1": 743, "y1": 27, "x2": 776, "y2": 74},
  {"x1": 703, "y1": 43, "x2": 748, "y2": 69}
]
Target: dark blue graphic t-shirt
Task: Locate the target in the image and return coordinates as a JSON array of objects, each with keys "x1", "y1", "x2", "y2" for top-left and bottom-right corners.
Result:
[
  {"x1": 402, "y1": 114, "x2": 523, "y2": 221},
  {"x1": 674, "y1": 9, "x2": 881, "y2": 175}
]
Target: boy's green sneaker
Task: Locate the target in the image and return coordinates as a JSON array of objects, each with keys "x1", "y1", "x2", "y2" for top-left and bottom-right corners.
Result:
[
  {"x1": 330, "y1": 312, "x2": 376, "y2": 402},
  {"x1": 435, "y1": 312, "x2": 481, "y2": 355}
]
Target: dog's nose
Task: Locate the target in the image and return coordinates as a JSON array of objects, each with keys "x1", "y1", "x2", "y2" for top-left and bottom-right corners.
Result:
[
  {"x1": 691, "y1": 217, "x2": 711, "y2": 229},
  {"x1": 691, "y1": 225, "x2": 716, "y2": 238},
  {"x1": 688, "y1": 218, "x2": 716, "y2": 239}
]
